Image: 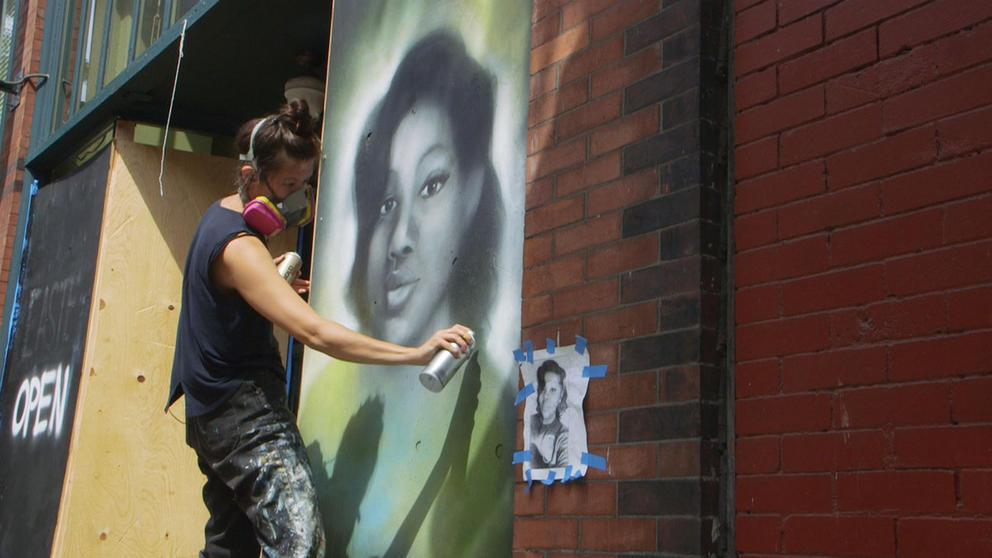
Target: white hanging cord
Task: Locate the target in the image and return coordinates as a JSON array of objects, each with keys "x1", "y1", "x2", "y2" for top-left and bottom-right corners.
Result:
[{"x1": 159, "y1": 18, "x2": 187, "y2": 197}]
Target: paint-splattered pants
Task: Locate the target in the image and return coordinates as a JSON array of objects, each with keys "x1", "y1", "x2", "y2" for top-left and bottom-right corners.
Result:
[{"x1": 186, "y1": 369, "x2": 325, "y2": 558}]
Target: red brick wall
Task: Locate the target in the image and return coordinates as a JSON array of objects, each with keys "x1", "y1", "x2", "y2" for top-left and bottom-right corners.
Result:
[
  {"x1": 734, "y1": 1, "x2": 992, "y2": 556},
  {"x1": 0, "y1": 0, "x2": 45, "y2": 292},
  {"x1": 517, "y1": 0, "x2": 731, "y2": 556}
]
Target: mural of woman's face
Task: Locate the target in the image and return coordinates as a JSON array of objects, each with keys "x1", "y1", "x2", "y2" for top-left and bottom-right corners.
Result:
[
  {"x1": 365, "y1": 101, "x2": 484, "y2": 345},
  {"x1": 538, "y1": 371, "x2": 564, "y2": 424}
]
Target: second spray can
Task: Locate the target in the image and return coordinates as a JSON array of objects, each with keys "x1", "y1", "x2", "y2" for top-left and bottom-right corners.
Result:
[{"x1": 277, "y1": 251, "x2": 303, "y2": 283}]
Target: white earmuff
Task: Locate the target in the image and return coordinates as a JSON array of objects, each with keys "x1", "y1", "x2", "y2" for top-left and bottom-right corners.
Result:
[{"x1": 240, "y1": 116, "x2": 276, "y2": 165}]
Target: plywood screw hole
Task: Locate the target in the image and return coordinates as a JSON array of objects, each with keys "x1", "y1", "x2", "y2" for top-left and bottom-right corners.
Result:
[
  {"x1": 99, "y1": 531, "x2": 108, "y2": 541},
  {"x1": 137, "y1": 375, "x2": 146, "y2": 383},
  {"x1": 168, "y1": 304, "x2": 175, "y2": 310}
]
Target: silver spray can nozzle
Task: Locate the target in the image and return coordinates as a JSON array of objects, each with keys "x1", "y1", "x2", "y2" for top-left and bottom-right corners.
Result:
[
  {"x1": 277, "y1": 251, "x2": 303, "y2": 283},
  {"x1": 419, "y1": 330, "x2": 475, "y2": 392}
]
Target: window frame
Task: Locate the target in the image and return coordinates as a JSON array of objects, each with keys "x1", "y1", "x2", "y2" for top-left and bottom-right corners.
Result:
[
  {"x1": 28, "y1": 0, "x2": 216, "y2": 171},
  {"x1": 0, "y1": 0, "x2": 21, "y2": 153}
]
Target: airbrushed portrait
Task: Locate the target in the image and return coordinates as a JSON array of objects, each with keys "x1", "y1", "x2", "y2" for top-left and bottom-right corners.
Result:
[
  {"x1": 297, "y1": 2, "x2": 531, "y2": 556},
  {"x1": 349, "y1": 29, "x2": 502, "y2": 348}
]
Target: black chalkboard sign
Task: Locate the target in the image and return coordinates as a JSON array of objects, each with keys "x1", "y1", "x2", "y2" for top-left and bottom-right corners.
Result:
[{"x1": 0, "y1": 146, "x2": 109, "y2": 558}]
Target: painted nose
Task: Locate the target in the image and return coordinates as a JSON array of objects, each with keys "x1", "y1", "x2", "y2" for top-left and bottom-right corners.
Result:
[{"x1": 389, "y1": 204, "x2": 417, "y2": 260}]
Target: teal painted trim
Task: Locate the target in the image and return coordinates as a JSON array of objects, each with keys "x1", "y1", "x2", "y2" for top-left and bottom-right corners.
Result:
[
  {"x1": 71, "y1": 0, "x2": 90, "y2": 115},
  {"x1": 0, "y1": 175, "x2": 38, "y2": 391},
  {"x1": 26, "y1": 0, "x2": 219, "y2": 168},
  {"x1": 27, "y1": 0, "x2": 64, "y2": 147},
  {"x1": 126, "y1": 0, "x2": 140, "y2": 61},
  {"x1": 96, "y1": 0, "x2": 113, "y2": 96},
  {"x1": 30, "y1": 0, "x2": 80, "y2": 146}
]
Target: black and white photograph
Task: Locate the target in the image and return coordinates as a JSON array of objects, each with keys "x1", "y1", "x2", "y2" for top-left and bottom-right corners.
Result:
[{"x1": 520, "y1": 345, "x2": 590, "y2": 482}]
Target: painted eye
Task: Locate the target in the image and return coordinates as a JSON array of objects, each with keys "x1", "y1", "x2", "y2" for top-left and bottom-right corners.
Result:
[
  {"x1": 419, "y1": 172, "x2": 450, "y2": 199},
  {"x1": 378, "y1": 197, "x2": 397, "y2": 217}
]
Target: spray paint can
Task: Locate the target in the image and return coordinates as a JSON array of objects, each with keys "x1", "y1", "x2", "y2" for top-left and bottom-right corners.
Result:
[
  {"x1": 419, "y1": 331, "x2": 475, "y2": 393},
  {"x1": 277, "y1": 251, "x2": 303, "y2": 283}
]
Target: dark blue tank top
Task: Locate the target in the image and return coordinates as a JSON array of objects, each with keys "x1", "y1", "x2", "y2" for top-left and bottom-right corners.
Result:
[{"x1": 167, "y1": 200, "x2": 283, "y2": 417}]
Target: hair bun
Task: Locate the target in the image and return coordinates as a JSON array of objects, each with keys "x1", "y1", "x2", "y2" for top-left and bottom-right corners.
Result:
[
  {"x1": 234, "y1": 100, "x2": 320, "y2": 188},
  {"x1": 280, "y1": 99, "x2": 316, "y2": 137}
]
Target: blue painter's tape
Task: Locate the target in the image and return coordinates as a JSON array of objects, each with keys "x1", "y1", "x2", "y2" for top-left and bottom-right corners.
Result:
[
  {"x1": 0, "y1": 180, "x2": 38, "y2": 394},
  {"x1": 515, "y1": 383, "x2": 535, "y2": 406},
  {"x1": 581, "y1": 452, "x2": 607, "y2": 471},
  {"x1": 525, "y1": 469, "x2": 533, "y2": 492},
  {"x1": 575, "y1": 335, "x2": 587, "y2": 355},
  {"x1": 582, "y1": 365, "x2": 607, "y2": 378},
  {"x1": 513, "y1": 348, "x2": 526, "y2": 362},
  {"x1": 546, "y1": 338, "x2": 556, "y2": 354},
  {"x1": 523, "y1": 340, "x2": 533, "y2": 363},
  {"x1": 512, "y1": 450, "x2": 531, "y2": 464},
  {"x1": 541, "y1": 470, "x2": 557, "y2": 485},
  {"x1": 562, "y1": 466, "x2": 583, "y2": 483}
]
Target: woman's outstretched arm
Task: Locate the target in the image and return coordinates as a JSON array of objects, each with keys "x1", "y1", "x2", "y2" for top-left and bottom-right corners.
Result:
[{"x1": 211, "y1": 233, "x2": 472, "y2": 365}]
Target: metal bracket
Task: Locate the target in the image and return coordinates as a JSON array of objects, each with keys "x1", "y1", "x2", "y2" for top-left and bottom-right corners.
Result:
[{"x1": 2, "y1": 73, "x2": 49, "y2": 111}]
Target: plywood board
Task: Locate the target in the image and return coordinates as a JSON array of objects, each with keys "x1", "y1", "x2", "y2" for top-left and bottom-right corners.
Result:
[{"x1": 50, "y1": 121, "x2": 295, "y2": 557}]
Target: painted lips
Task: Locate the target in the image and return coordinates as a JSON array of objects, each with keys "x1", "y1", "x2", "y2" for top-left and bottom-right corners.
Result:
[{"x1": 386, "y1": 269, "x2": 418, "y2": 311}]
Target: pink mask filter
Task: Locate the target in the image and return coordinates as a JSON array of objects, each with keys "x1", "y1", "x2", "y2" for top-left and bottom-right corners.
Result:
[{"x1": 242, "y1": 196, "x2": 286, "y2": 235}]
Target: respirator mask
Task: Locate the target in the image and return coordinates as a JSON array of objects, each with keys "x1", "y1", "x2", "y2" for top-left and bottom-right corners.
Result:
[{"x1": 239, "y1": 117, "x2": 315, "y2": 235}]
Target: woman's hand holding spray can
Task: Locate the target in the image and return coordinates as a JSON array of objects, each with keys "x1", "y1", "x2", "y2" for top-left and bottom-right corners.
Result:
[
  {"x1": 420, "y1": 330, "x2": 475, "y2": 392},
  {"x1": 280, "y1": 250, "x2": 473, "y2": 392}
]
